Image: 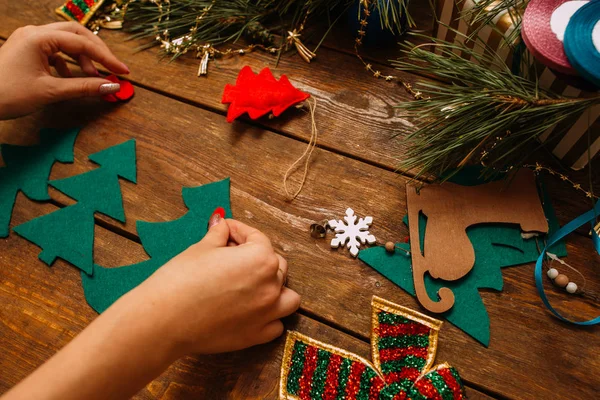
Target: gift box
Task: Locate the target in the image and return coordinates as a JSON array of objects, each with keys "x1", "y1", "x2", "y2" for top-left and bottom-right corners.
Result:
[{"x1": 432, "y1": 0, "x2": 599, "y2": 170}]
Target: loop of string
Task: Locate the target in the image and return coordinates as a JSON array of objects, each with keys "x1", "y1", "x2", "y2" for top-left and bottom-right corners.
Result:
[{"x1": 283, "y1": 97, "x2": 318, "y2": 201}]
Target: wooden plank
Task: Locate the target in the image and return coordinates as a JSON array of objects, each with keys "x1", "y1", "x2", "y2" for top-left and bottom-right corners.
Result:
[
  {"x1": 1, "y1": 85, "x2": 598, "y2": 399},
  {"x1": 0, "y1": 0, "x2": 420, "y2": 171},
  {"x1": 0, "y1": 199, "x2": 493, "y2": 399},
  {"x1": 0, "y1": 1, "x2": 595, "y2": 225}
]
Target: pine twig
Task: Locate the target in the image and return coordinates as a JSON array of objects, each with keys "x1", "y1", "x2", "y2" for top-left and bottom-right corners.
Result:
[{"x1": 391, "y1": 33, "x2": 600, "y2": 181}]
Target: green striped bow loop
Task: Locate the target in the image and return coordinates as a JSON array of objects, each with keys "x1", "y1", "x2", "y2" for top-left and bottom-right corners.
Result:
[{"x1": 279, "y1": 296, "x2": 466, "y2": 400}]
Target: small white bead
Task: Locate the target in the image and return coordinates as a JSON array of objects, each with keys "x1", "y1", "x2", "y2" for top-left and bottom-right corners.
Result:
[
  {"x1": 566, "y1": 282, "x2": 578, "y2": 294},
  {"x1": 547, "y1": 268, "x2": 559, "y2": 279}
]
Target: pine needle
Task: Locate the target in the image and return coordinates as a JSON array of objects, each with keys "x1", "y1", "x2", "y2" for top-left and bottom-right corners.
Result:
[{"x1": 392, "y1": 33, "x2": 599, "y2": 181}]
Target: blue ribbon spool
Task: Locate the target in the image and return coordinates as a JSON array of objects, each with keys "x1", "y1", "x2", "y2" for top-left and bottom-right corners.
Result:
[
  {"x1": 535, "y1": 200, "x2": 600, "y2": 325},
  {"x1": 564, "y1": 1, "x2": 600, "y2": 88}
]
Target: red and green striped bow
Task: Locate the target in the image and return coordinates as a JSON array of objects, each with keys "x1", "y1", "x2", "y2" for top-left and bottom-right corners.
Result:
[
  {"x1": 56, "y1": 0, "x2": 105, "y2": 26},
  {"x1": 280, "y1": 297, "x2": 466, "y2": 400}
]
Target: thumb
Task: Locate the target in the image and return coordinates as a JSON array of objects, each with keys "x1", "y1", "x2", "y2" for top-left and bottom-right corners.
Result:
[
  {"x1": 196, "y1": 215, "x2": 230, "y2": 250},
  {"x1": 41, "y1": 76, "x2": 120, "y2": 103}
]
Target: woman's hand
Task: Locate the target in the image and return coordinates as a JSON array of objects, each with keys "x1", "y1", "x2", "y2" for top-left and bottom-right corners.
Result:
[
  {"x1": 137, "y1": 216, "x2": 301, "y2": 355},
  {"x1": 1, "y1": 217, "x2": 300, "y2": 400},
  {"x1": 0, "y1": 22, "x2": 129, "y2": 120}
]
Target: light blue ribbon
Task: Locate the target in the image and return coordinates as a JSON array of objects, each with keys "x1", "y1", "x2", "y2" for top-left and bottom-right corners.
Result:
[
  {"x1": 535, "y1": 201, "x2": 600, "y2": 325},
  {"x1": 564, "y1": 1, "x2": 600, "y2": 87}
]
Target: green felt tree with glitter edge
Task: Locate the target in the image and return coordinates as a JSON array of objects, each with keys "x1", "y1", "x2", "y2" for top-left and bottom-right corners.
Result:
[
  {"x1": 0, "y1": 127, "x2": 79, "y2": 238},
  {"x1": 13, "y1": 140, "x2": 137, "y2": 275},
  {"x1": 81, "y1": 178, "x2": 232, "y2": 313}
]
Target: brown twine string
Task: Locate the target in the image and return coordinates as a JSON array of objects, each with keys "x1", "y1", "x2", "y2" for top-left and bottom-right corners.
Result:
[{"x1": 283, "y1": 97, "x2": 318, "y2": 201}]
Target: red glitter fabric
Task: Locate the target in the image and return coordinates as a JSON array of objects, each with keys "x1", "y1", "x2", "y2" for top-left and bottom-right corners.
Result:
[
  {"x1": 385, "y1": 367, "x2": 421, "y2": 383},
  {"x1": 413, "y1": 378, "x2": 443, "y2": 400},
  {"x1": 377, "y1": 322, "x2": 430, "y2": 337},
  {"x1": 221, "y1": 66, "x2": 310, "y2": 123},
  {"x1": 437, "y1": 368, "x2": 463, "y2": 399},
  {"x1": 66, "y1": 2, "x2": 84, "y2": 20},
  {"x1": 298, "y1": 345, "x2": 319, "y2": 399},
  {"x1": 323, "y1": 354, "x2": 342, "y2": 400},
  {"x1": 369, "y1": 379, "x2": 386, "y2": 400},
  {"x1": 379, "y1": 347, "x2": 429, "y2": 362},
  {"x1": 345, "y1": 362, "x2": 366, "y2": 400},
  {"x1": 393, "y1": 392, "x2": 409, "y2": 400}
]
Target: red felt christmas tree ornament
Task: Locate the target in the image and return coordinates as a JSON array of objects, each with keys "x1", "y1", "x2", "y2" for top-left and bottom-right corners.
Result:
[{"x1": 221, "y1": 66, "x2": 310, "y2": 123}]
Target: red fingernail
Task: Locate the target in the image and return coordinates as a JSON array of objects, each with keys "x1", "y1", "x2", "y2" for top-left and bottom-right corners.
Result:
[{"x1": 208, "y1": 207, "x2": 226, "y2": 229}]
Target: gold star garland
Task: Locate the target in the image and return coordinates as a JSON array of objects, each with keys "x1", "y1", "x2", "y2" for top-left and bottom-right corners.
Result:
[
  {"x1": 475, "y1": 131, "x2": 598, "y2": 202},
  {"x1": 354, "y1": 0, "x2": 423, "y2": 100},
  {"x1": 524, "y1": 163, "x2": 598, "y2": 201}
]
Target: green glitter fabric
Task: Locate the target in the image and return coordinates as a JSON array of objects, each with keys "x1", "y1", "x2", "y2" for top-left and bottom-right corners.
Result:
[
  {"x1": 378, "y1": 311, "x2": 410, "y2": 325},
  {"x1": 287, "y1": 341, "x2": 307, "y2": 395},
  {"x1": 377, "y1": 335, "x2": 430, "y2": 349},
  {"x1": 310, "y1": 349, "x2": 331, "y2": 398}
]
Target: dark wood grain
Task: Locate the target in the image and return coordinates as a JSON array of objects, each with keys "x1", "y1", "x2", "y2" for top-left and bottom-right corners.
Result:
[
  {"x1": 0, "y1": 1, "x2": 598, "y2": 399},
  {"x1": 0, "y1": 0, "x2": 594, "y2": 225},
  {"x1": 0, "y1": 0, "x2": 422, "y2": 172},
  {"x1": 0, "y1": 85, "x2": 598, "y2": 399}
]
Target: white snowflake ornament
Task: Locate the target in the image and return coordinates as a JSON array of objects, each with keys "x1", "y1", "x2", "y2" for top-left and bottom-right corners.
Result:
[{"x1": 328, "y1": 208, "x2": 376, "y2": 257}]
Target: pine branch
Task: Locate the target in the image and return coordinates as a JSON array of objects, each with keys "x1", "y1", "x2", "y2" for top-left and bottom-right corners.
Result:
[
  {"x1": 375, "y1": 0, "x2": 415, "y2": 34},
  {"x1": 118, "y1": 0, "x2": 412, "y2": 57},
  {"x1": 124, "y1": 1, "x2": 276, "y2": 53},
  {"x1": 461, "y1": 0, "x2": 528, "y2": 47},
  {"x1": 391, "y1": 34, "x2": 599, "y2": 180}
]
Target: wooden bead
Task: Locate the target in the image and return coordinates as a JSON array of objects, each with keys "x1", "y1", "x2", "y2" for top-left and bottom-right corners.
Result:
[
  {"x1": 554, "y1": 274, "x2": 569, "y2": 288},
  {"x1": 385, "y1": 242, "x2": 395, "y2": 253}
]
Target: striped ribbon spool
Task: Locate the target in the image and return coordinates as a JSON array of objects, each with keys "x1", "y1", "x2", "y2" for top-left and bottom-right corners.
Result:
[
  {"x1": 564, "y1": 1, "x2": 600, "y2": 87},
  {"x1": 522, "y1": 0, "x2": 588, "y2": 76}
]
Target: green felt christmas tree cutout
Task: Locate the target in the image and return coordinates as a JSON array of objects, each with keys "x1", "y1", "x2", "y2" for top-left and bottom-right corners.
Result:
[
  {"x1": 82, "y1": 178, "x2": 232, "y2": 313},
  {"x1": 0, "y1": 127, "x2": 80, "y2": 237},
  {"x1": 13, "y1": 140, "x2": 137, "y2": 275},
  {"x1": 359, "y1": 171, "x2": 566, "y2": 346}
]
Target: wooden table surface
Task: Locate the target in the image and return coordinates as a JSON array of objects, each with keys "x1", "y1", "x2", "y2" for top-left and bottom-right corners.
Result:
[{"x1": 0, "y1": 2, "x2": 599, "y2": 399}]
